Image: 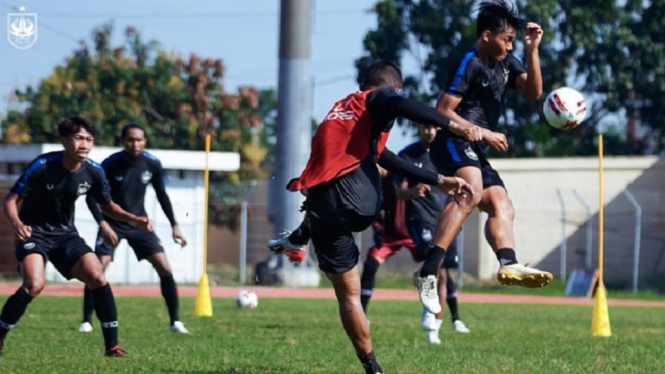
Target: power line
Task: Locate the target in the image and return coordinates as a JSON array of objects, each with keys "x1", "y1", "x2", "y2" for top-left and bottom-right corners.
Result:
[
  {"x1": 35, "y1": 8, "x2": 365, "y2": 19},
  {"x1": 314, "y1": 75, "x2": 355, "y2": 88}
]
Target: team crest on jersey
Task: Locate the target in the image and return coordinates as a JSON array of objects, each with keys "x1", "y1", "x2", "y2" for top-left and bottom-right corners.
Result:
[
  {"x1": 503, "y1": 68, "x2": 510, "y2": 84},
  {"x1": 421, "y1": 229, "x2": 432, "y2": 242},
  {"x1": 77, "y1": 181, "x2": 91, "y2": 195},
  {"x1": 465, "y1": 147, "x2": 479, "y2": 161},
  {"x1": 141, "y1": 170, "x2": 152, "y2": 184}
]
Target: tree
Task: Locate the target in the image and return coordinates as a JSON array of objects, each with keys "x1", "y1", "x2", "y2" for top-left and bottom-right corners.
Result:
[
  {"x1": 1, "y1": 22, "x2": 273, "y2": 228},
  {"x1": 356, "y1": 0, "x2": 665, "y2": 156}
]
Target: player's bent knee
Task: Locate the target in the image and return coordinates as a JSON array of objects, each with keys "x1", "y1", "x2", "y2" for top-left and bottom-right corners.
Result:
[
  {"x1": 23, "y1": 281, "x2": 45, "y2": 297},
  {"x1": 85, "y1": 272, "x2": 108, "y2": 289},
  {"x1": 155, "y1": 265, "x2": 172, "y2": 277}
]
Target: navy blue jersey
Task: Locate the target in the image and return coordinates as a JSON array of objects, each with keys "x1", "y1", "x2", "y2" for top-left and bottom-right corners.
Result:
[
  {"x1": 86, "y1": 151, "x2": 176, "y2": 229},
  {"x1": 444, "y1": 49, "x2": 526, "y2": 131},
  {"x1": 397, "y1": 142, "x2": 448, "y2": 225},
  {"x1": 11, "y1": 151, "x2": 111, "y2": 235}
]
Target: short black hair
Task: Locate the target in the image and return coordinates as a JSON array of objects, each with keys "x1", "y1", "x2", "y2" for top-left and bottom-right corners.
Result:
[
  {"x1": 476, "y1": 0, "x2": 525, "y2": 37},
  {"x1": 362, "y1": 60, "x2": 403, "y2": 90},
  {"x1": 121, "y1": 123, "x2": 146, "y2": 140},
  {"x1": 57, "y1": 116, "x2": 96, "y2": 138}
]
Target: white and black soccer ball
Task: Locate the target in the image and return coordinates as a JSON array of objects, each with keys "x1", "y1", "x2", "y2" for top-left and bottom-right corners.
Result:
[
  {"x1": 543, "y1": 87, "x2": 587, "y2": 130},
  {"x1": 236, "y1": 290, "x2": 259, "y2": 309}
]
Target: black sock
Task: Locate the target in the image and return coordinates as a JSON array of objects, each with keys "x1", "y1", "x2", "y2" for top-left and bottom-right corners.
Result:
[
  {"x1": 358, "y1": 351, "x2": 383, "y2": 374},
  {"x1": 0, "y1": 288, "x2": 34, "y2": 341},
  {"x1": 446, "y1": 274, "x2": 459, "y2": 321},
  {"x1": 420, "y1": 245, "x2": 446, "y2": 277},
  {"x1": 360, "y1": 256, "x2": 380, "y2": 312},
  {"x1": 496, "y1": 247, "x2": 518, "y2": 266},
  {"x1": 160, "y1": 274, "x2": 180, "y2": 325},
  {"x1": 92, "y1": 284, "x2": 118, "y2": 350},
  {"x1": 82, "y1": 286, "x2": 94, "y2": 323},
  {"x1": 288, "y1": 220, "x2": 310, "y2": 245}
]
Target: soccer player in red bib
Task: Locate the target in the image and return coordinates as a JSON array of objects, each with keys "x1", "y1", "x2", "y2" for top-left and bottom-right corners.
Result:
[{"x1": 268, "y1": 60, "x2": 481, "y2": 374}]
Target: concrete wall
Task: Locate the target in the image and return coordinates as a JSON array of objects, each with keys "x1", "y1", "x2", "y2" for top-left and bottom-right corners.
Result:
[{"x1": 463, "y1": 156, "x2": 665, "y2": 284}]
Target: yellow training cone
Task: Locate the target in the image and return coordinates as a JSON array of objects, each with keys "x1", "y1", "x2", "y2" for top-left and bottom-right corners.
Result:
[
  {"x1": 194, "y1": 272, "x2": 213, "y2": 317},
  {"x1": 591, "y1": 283, "x2": 611, "y2": 337}
]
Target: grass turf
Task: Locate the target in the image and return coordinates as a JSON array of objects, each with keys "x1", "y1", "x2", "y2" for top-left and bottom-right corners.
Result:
[{"x1": 0, "y1": 295, "x2": 663, "y2": 373}]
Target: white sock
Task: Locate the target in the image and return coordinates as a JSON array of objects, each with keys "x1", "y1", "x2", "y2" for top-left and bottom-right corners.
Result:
[{"x1": 434, "y1": 319, "x2": 443, "y2": 332}]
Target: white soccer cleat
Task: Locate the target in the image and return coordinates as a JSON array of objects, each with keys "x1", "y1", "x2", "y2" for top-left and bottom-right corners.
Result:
[
  {"x1": 497, "y1": 263, "x2": 553, "y2": 288},
  {"x1": 418, "y1": 275, "x2": 442, "y2": 314},
  {"x1": 452, "y1": 320, "x2": 470, "y2": 333},
  {"x1": 266, "y1": 232, "x2": 307, "y2": 263},
  {"x1": 427, "y1": 330, "x2": 441, "y2": 345},
  {"x1": 78, "y1": 322, "x2": 93, "y2": 333},
  {"x1": 420, "y1": 308, "x2": 437, "y2": 331},
  {"x1": 170, "y1": 321, "x2": 190, "y2": 334}
]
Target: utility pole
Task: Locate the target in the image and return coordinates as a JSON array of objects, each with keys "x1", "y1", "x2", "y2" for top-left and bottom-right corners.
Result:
[{"x1": 273, "y1": 0, "x2": 319, "y2": 286}]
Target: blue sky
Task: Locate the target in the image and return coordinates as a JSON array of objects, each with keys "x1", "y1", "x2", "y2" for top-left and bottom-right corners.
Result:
[{"x1": 0, "y1": 0, "x2": 416, "y2": 151}]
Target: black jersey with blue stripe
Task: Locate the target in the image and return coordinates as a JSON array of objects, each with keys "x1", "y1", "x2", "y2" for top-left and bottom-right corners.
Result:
[
  {"x1": 444, "y1": 49, "x2": 526, "y2": 131},
  {"x1": 86, "y1": 150, "x2": 176, "y2": 229},
  {"x1": 10, "y1": 151, "x2": 111, "y2": 235},
  {"x1": 397, "y1": 142, "x2": 449, "y2": 225}
]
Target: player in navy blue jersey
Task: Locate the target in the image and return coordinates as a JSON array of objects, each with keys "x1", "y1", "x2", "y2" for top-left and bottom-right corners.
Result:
[
  {"x1": 0, "y1": 116, "x2": 151, "y2": 357},
  {"x1": 81, "y1": 123, "x2": 189, "y2": 334},
  {"x1": 417, "y1": 0, "x2": 553, "y2": 314},
  {"x1": 396, "y1": 123, "x2": 470, "y2": 344}
]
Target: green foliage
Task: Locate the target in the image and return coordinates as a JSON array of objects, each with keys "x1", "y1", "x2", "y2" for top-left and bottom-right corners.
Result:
[
  {"x1": 0, "y1": 22, "x2": 274, "y2": 229},
  {"x1": 357, "y1": 0, "x2": 665, "y2": 156}
]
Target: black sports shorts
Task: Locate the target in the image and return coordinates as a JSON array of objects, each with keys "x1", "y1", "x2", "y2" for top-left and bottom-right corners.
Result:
[{"x1": 16, "y1": 233, "x2": 92, "y2": 280}]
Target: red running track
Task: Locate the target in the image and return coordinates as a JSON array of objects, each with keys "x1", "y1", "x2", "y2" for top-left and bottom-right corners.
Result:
[{"x1": 1, "y1": 283, "x2": 664, "y2": 308}]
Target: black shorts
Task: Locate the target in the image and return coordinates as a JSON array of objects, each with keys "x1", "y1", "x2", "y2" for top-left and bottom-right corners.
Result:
[
  {"x1": 15, "y1": 233, "x2": 92, "y2": 280},
  {"x1": 309, "y1": 212, "x2": 376, "y2": 274},
  {"x1": 407, "y1": 219, "x2": 459, "y2": 269},
  {"x1": 431, "y1": 135, "x2": 505, "y2": 189},
  {"x1": 95, "y1": 224, "x2": 163, "y2": 261}
]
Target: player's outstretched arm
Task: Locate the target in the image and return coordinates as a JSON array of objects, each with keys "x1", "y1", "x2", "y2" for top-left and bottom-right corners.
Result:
[
  {"x1": 99, "y1": 202, "x2": 152, "y2": 231},
  {"x1": 2, "y1": 193, "x2": 32, "y2": 241},
  {"x1": 435, "y1": 94, "x2": 484, "y2": 141},
  {"x1": 437, "y1": 94, "x2": 507, "y2": 151},
  {"x1": 388, "y1": 94, "x2": 483, "y2": 142},
  {"x1": 515, "y1": 22, "x2": 543, "y2": 101},
  {"x1": 378, "y1": 148, "x2": 439, "y2": 186}
]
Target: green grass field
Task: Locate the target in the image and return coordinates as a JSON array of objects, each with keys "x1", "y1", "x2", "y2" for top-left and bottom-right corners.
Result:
[{"x1": 0, "y1": 295, "x2": 663, "y2": 373}]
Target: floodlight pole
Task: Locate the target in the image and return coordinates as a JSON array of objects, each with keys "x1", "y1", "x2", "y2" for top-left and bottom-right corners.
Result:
[{"x1": 274, "y1": 0, "x2": 313, "y2": 266}]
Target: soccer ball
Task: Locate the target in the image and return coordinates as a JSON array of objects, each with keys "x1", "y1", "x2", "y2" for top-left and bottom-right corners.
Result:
[
  {"x1": 236, "y1": 290, "x2": 259, "y2": 309},
  {"x1": 543, "y1": 87, "x2": 587, "y2": 130}
]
